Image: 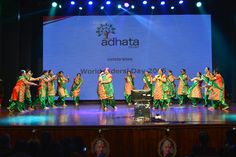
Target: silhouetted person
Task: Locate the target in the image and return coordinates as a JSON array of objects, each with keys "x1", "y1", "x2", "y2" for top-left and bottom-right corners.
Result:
[
  {"x1": 219, "y1": 129, "x2": 236, "y2": 157},
  {"x1": 0, "y1": 134, "x2": 12, "y2": 157},
  {"x1": 9, "y1": 140, "x2": 31, "y2": 157},
  {"x1": 189, "y1": 131, "x2": 216, "y2": 157}
]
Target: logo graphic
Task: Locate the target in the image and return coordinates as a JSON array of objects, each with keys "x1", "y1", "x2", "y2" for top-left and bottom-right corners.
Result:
[
  {"x1": 96, "y1": 23, "x2": 140, "y2": 48},
  {"x1": 96, "y1": 23, "x2": 116, "y2": 39}
]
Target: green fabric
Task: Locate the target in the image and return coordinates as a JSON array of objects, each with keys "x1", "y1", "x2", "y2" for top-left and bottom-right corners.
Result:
[
  {"x1": 125, "y1": 94, "x2": 132, "y2": 104},
  {"x1": 166, "y1": 77, "x2": 176, "y2": 99},
  {"x1": 71, "y1": 78, "x2": 83, "y2": 92},
  {"x1": 25, "y1": 97, "x2": 33, "y2": 108},
  {"x1": 57, "y1": 96, "x2": 66, "y2": 105},
  {"x1": 187, "y1": 80, "x2": 198, "y2": 98},
  {"x1": 48, "y1": 96, "x2": 55, "y2": 106},
  {"x1": 178, "y1": 95, "x2": 185, "y2": 105},
  {"x1": 102, "y1": 74, "x2": 114, "y2": 98},
  {"x1": 153, "y1": 100, "x2": 167, "y2": 109},
  {"x1": 143, "y1": 76, "x2": 153, "y2": 93},
  {"x1": 73, "y1": 96, "x2": 80, "y2": 104},
  {"x1": 179, "y1": 74, "x2": 188, "y2": 95}
]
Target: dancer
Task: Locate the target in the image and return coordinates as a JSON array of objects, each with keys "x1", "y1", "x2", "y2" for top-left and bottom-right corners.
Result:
[
  {"x1": 57, "y1": 71, "x2": 69, "y2": 107},
  {"x1": 47, "y1": 70, "x2": 57, "y2": 108},
  {"x1": 201, "y1": 67, "x2": 214, "y2": 107},
  {"x1": 71, "y1": 73, "x2": 83, "y2": 107},
  {"x1": 97, "y1": 70, "x2": 106, "y2": 109},
  {"x1": 143, "y1": 71, "x2": 153, "y2": 91},
  {"x1": 208, "y1": 69, "x2": 229, "y2": 110},
  {"x1": 188, "y1": 72, "x2": 203, "y2": 107},
  {"x1": 100, "y1": 68, "x2": 117, "y2": 111},
  {"x1": 35, "y1": 70, "x2": 51, "y2": 109},
  {"x1": 25, "y1": 69, "x2": 39, "y2": 110},
  {"x1": 8, "y1": 70, "x2": 37, "y2": 112},
  {"x1": 177, "y1": 69, "x2": 190, "y2": 105},
  {"x1": 166, "y1": 70, "x2": 176, "y2": 106},
  {"x1": 153, "y1": 68, "x2": 168, "y2": 110},
  {"x1": 124, "y1": 71, "x2": 135, "y2": 106}
]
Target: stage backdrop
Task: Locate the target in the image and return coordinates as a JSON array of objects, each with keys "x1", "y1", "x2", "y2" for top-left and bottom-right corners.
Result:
[{"x1": 43, "y1": 15, "x2": 212, "y2": 100}]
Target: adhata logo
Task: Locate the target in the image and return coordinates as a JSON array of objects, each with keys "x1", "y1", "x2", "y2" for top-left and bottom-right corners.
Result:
[{"x1": 96, "y1": 23, "x2": 139, "y2": 48}]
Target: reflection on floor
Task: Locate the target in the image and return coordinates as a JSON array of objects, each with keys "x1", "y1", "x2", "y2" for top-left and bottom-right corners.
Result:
[{"x1": 0, "y1": 104, "x2": 235, "y2": 126}]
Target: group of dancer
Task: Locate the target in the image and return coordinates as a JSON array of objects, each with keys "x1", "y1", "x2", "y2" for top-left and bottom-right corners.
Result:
[
  {"x1": 8, "y1": 70, "x2": 83, "y2": 112},
  {"x1": 7, "y1": 66, "x2": 229, "y2": 112},
  {"x1": 124, "y1": 67, "x2": 229, "y2": 111}
]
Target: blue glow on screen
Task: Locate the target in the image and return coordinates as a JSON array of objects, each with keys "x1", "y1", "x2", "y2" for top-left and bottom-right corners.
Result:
[{"x1": 43, "y1": 15, "x2": 212, "y2": 100}]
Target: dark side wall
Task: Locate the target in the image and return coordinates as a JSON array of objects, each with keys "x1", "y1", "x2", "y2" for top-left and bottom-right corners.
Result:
[{"x1": 0, "y1": 0, "x2": 43, "y2": 104}]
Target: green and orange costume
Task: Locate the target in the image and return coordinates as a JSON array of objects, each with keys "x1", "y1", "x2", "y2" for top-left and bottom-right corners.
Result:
[
  {"x1": 57, "y1": 76, "x2": 69, "y2": 106},
  {"x1": 124, "y1": 76, "x2": 135, "y2": 105},
  {"x1": 188, "y1": 77, "x2": 202, "y2": 107},
  {"x1": 208, "y1": 74, "x2": 228, "y2": 109},
  {"x1": 71, "y1": 77, "x2": 83, "y2": 106},
  {"x1": 153, "y1": 74, "x2": 168, "y2": 109},
  {"x1": 177, "y1": 74, "x2": 189, "y2": 105},
  {"x1": 166, "y1": 74, "x2": 176, "y2": 105},
  {"x1": 47, "y1": 75, "x2": 56, "y2": 107}
]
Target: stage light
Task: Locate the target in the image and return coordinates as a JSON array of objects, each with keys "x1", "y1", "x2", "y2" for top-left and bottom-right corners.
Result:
[
  {"x1": 70, "y1": 1, "x2": 75, "y2": 5},
  {"x1": 160, "y1": 1, "x2": 165, "y2": 5},
  {"x1": 142, "y1": 1, "x2": 147, "y2": 5},
  {"x1": 88, "y1": 1, "x2": 93, "y2": 5},
  {"x1": 131, "y1": 5, "x2": 135, "y2": 9},
  {"x1": 124, "y1": 2, "x2": 129, "y2": 8},
  {"x1": 196, "y1": 1, "x2": 202, "y2": 7},
  {"x1": 151, "y1": 6, "x2": 155, "y2": 10},
  {"x1": 117, "y1": 4, "x2": 122, "y2": 9},
  {"x1": 179, "y1": 0, "x2": 184, "y2": 4},
  {"x1": 59, "y1": 5, "x2": 62, "y2": 8},
  {"x1": 100, "y1": 6, "x2": 104, "y2": 10},
  {"x1": 171, "y1": 6, "x2": 175, "y2": 10},
  {"x1": 79, "y1": 7, "x2": 83, "y2": 10},
  {"x1": 106, "y1": 1, "x2": 111, "y2": 5},
  {"x1": 51, "y1": 2, "x2": 57, "y2": 7}
]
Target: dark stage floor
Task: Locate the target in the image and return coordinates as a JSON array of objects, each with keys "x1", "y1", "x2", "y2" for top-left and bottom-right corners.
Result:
[{"x1": 0, "y1": 103, "x2": 236, "y2": 126}]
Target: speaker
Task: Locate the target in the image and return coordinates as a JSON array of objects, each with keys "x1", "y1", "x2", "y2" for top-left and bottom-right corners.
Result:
[{"x1": 134, "y1": 103, "x2": 151, "y2": 122}]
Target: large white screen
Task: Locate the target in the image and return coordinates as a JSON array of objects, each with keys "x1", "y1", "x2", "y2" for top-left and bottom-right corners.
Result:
[{"x1": 43, "y1": 15, "x2": 212, "y2": 100}]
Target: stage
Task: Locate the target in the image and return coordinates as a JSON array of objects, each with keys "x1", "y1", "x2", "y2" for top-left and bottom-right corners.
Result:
[
  {"x1": 0, "y1": 103, "x2": 236, "y2": 126},
  {"x1": 0, "y1": 103, "x2": 236, "y2": 157}
]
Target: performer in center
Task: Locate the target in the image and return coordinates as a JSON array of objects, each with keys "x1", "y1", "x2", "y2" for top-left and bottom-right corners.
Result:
[
  {"x1": 188, "y1": 72, "x2": 203, "y2": 107},
  {"x1": 57, "y1": 71, "x2": 69, "y2": 107},
  {"x1": 153, "y1": 68, "x2": 168, "y2": 110},
  {"x1": 100, "y1": 68, "x2": 117, "y2": 111},
  {"x1": 177, "y1": 69, "x2": 190, "y2": 105},
  {"x1": 124, "y1": 71, "x2": 135, "y2": 106},
  {"x1": 143, "y1": 71, "x2": 153, "y2": 91},
  {"x1": 71, "y1": 73, "x2": 83, "y2": 107}
]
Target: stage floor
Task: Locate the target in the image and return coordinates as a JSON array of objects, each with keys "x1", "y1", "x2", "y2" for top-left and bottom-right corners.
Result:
[{"x1": 0, "y1": 104, "x2": 236, "y2": 126}]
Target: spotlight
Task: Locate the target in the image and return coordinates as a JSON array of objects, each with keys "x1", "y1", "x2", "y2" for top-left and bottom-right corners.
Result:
[
  {"x1": 51, "y1": 2, "x2": 57, "y2": 7},
  {"x1": 179, "y1": 0, "x2": 184, "y2": 4},
  {"x1": 59, "y1": 5, "x2": 62, "y2": 8},
  {"x1": 117, "y1": 4, "x2": 122, "y2": 9},
  {"x1": 70, "y1": 1, "x2": 75, "y2": 5},
  {"x1": 131, "y1": 5, "x2": 135, "y2": 9},
  {"x1": 100, "y1": 6, "x2": 104, "y2": 10},
  {"x1": 124, "y1": 2, "x2": 129, "y2": 8},
  {"x1": 196, "y1": 1, "x2": 202, "y2": 7},
  {"x1": 88, "y1": 1, "x2": 93, "y2": 5},
  {"x1": 160, "y1": 1, "x2": 165, "y2": 5},
  {"x1": 171, "y1": 6, "x2": 175, "y2": 10},
  {"x1": 106, "y1": 1, "x2": 111, "y2": 5},
  {"x1": 142, "y1": 1, "x2": 147, "y2": 5},
  {"x1": 151, "y1": 6, "x2": 155, "y2": 10},
  {"x1": 79, "y1": 7, "x2": 83, "y2": 10}
]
